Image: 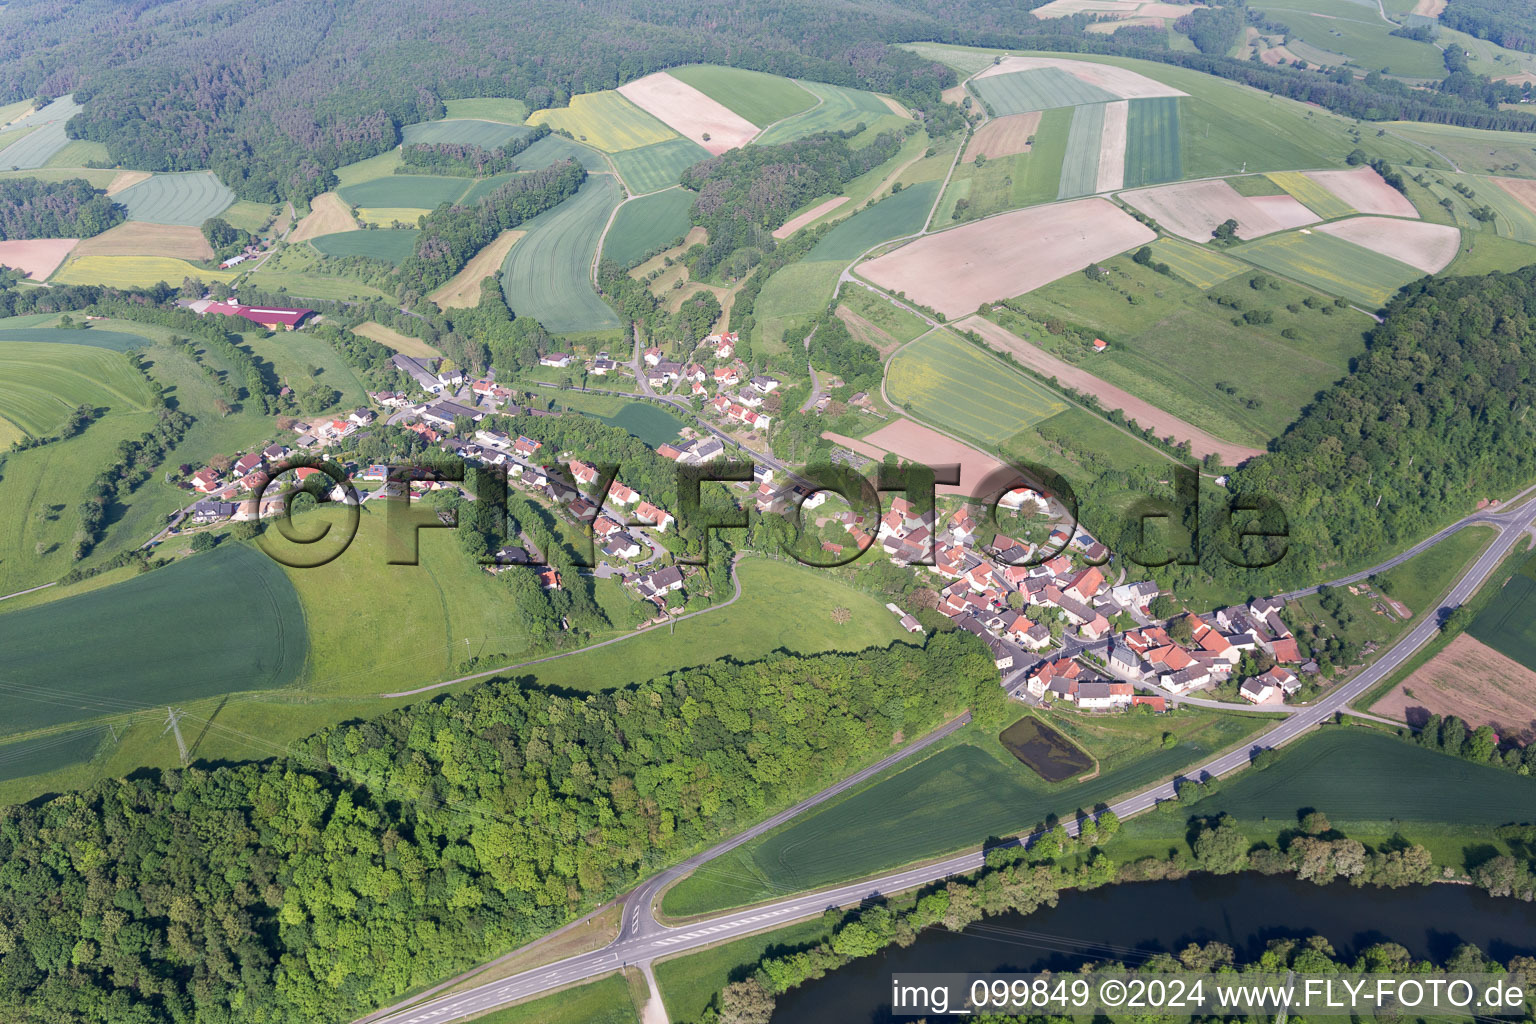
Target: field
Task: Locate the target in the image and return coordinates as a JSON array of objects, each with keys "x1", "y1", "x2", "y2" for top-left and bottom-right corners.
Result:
[
  {"x1": 501, "y1": 175, "x2": 622, "y2": 333},
  {"x1": 751, "y1": 260, "x2": 843, "y2": 352},
  {"x1": 0, "y1": 324, "x2": 154, "y2": 352},
  {"x1": 0, "y1": 543, "x2": 307, "y2": 738},
  {"x1": 402, "y1": 118, "x2": 534, "y2": 148},
  {"x1": 290, "y1": 192, "x2": 361, "y2": 241},
  {"x1": 663, "y1": 710, "x2": 1259, "y2": 916},
  {"x1": 1305, "y1": 166, "x2": 1419, "y2": 217},
  {"x1": 1446, "y1": 231, "x2": 1536, "y2": 276},
  {"x1": 1469, "y1": 553, "x2": 1536, "y2": 671},
  {"x1": 549, "y1": 392, "x2": 688, "y2": 447},
  {"x1": 241, "y1": 245, "x2": 392, "y2": 302},
  {"x1": 601, "y1": 189, "x2": 693, "y2": 268},
  {"x1": 1376, "y1": 634, "x2": 1536, "y2": 743},
  {"x1": 1122, "y1": 179, "x2": 1319, "y2": 242},
  {"x1": 441, "y1": 97, "x2": 531, "y2": 124},
  {"x1": 1122, "y1": 96, "x2": 1182, "y2": 187},
  {"x1": 0, "y1": 339, "x2": 156, "y2": 438},
  {"x1": 656, "y1": 918, "x2": 832, "y2": 1023},
  {"x1": 609, "y1": 137, "x2": 709, "y2": 195},
  {"x1": 1183, "y1": 729, "x2": 1536, "y2": 827},
  {"x1": 336, "y1": 174, "x2": 469, "y2": 210},
  {"x1": 977, "y1": 55, "x2": 1187, "y2": 100},
  {"x1": 0, "y1": 728, "x2": 106, "y2": 784},
  {"x1": 72, "y1": 222, "x2": 214, "y2": 261},
  {"x1": 885, "y1": 328, "x2": 1069, "y2": 444},
  {"x1": 858, "y1": 198, "x2": 1156, "y2": 318},
  {"x1": 774, "y1": 197, "x2": 849, "y2": 239},
  {"x1": 753, "y1": 81, "x2": 905, "y2": 146},
  {"x1": 0, "y1": 238, "x2": 77, "y2": 280},
  {"x1": 970, "y1": 68, "x2": 1119, "y2": 115},
  {"x1": 968, "y1": 111, "x2": 1042, "y2": 162},
  {"x1": 665, "y1": 65, "x2": 817, "y2": 127},
  {"x1": 1251, "y1": 3, "x2": 1445, "y2": 78},
  {"x1": 824, "y1": 418, "x2": 1010, "y2": 497},
  {"x1": 0, "y1": 96, "x2": 80, "y2": 169},
  {"x1": 1146, "y1": 236, "x2": 1246, "y2": 287},
  {"x1": 0, "y1": 126, "x2": 37, "y2": 156},
  {"x1": 514, "y1": 134, "x2": 611, "y2": 173},
  {"x1": 114, "y1": 171, "x2": 236, "y2": 226},
  {"x1": 52, "y1": 254, "x2": 238, "y2": 287},
  {"x1": 352, "y1": 321, "x2": 442, "y2": 358},
  {"x1": 46, "y1": 140, "x2": 109, "y2": 166},
  {"x1": 615, "y1": 73, "x2": 757, "y2": 155},
  {"x1": 837, "y1": 285, "x2": 931, "y2": 347},
  {"x1": 470, "y1": 973, "x2": 637, "y2": 1024},
  {"x1": 1267, "y1": 169, "x2": 1356, "y2": 220},
  {"x1": 1385, "y1": 121, "x2": 1536, "y2": 177},
  {"x1": 529, "y1": 90, "x2": 679, "y2": 152},
  {"x1": 334, "y1": 149, "x2": 402, "y2": 189},
  {"x1": 309, "y1": 227, "x2": 419, "y2": 265},
  {"x1": 220, "y1": 199, "x2": 277, "y2": 234},
  {"x1": 1096, "y1": 100, "x2": 1129, "y2": 192},
  {"x1": 1476, "y1": 177, "x2": 1536, "y2": 243},
  {"x1": 1315, "y1": 217, "x2": 1460, "y2": 274},
  {"x1": 1232, "y1": 229, "x2": 1426, "y2": 307},
  {"x1": 429, "y1": 230, "x2": 524, "y2": 307},
  {"x1": 804, "y1": 181, "x2": 940, "y2": 263},
  {"x1": 1058, "y1": 102, "x2": 1107, "y2": 199}
]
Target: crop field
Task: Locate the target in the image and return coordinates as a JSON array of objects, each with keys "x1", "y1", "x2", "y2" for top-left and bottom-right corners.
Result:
[
  {"x1": 1186, "y1": 729, "x2": 1536, "y2": 826},
  {"x1": 1058, "y1": 102, "x2": 1106, "y2": 199},
  {"x1": 665, "y1": 65, "x2": 817, "y2": 127},
  {"x1": 113, "y1": 171, "x2": 235, "y2": 226},
  {"x1": 289, "y1": 192, "x2": 360, "y2": 241},
  {"x1": 1232, "y1": 229, "x2": 1424, "y2": 307},
  {"x1": 1469, "y1": 553, "x2": 1536, "y2": 671},
  {"x1": 309, "y1": 227, "x2": 419, "y2": 265},
  {"x1": 442, "y1": 97, "x2": 531, "y2": 124},
  {"x1": 602, "y1": 188, "x2": 693, "y2": 268},
  {"x1": 1315, "y1": 217, "x2": 1459, "y2": 274},
  {"x1": 1147, "y1": 236, "x2": 1245, "y2": 287},
  {"x1": 970, "y1": 67, "x2": 1118, "y2": 115},
  {"x1": 775, "y1": 197, "x2": 849, "y2": 239},
  {"x1": 0, "y1": 96, "x2": 80, "y2": 169},
  {"x1": 804, "y1": 181, "x2": 940, "y2": 262},
  {"x1": 46, "y1": 140, "x2": 109, "y2": 167},
  {"x1": 1122, "y1": 96, "x2": 1181, "y2": 187},
  {"x1": 53, "y1": 254, "x2": 238, "y2": 288},
  {"x1": 885, "y1": 328, "x2": 1068, "y2": 443},
  {"x1": 334, "y1": 149, "x2": 402, "y2": 188},
  {"x1": 968, "y1": 111, "x2": 1043, "y2": 162},
  {"x1": 751, "y1": 260, "x2": 843, "y2": 353},
  {"x1": 336, "y1": 174, "x2": 468, "y2": 210},
  {"x1": 610, "y1": 138, "x2": 709, "y2": 195},
  {"x1": 0, "y1": 126, "x2": 36, "y2": 155},
  {"x1": 429, "y1": 230, "x2": 524, "y2": 308},
  {"x1": 1123, "y1": 179, "x2": 1319, "y2": 242},
  {"x1": 1266, "y1": 169, "x2": 1355, "y2": 219},
  {"x1": 352, "y1": 321, "x2": 442, "y2": 357},
  {"x1": 0, "y1": 324, "x2": 154, "y2": 351},
  {"x1": 617, "y1": 73, "x2": 759, "y2": 155},
  {"x1": 402, "y1": 118, "x2": 535, "y2": 148},
  {"x1": 754, "y1": 80, "x2": 907, "y2": 145},
  {"x1": 72, "y1": 222, "x2": 214, "y2": 261},
  {"x1": 501, "y1": 175, "x2": 622, "y2": 333},
  {"x1": 515, "y1": 134, "x2": 610, "y2": 173},
  {"x1": 1380, "y1": 633, "x2": 1536, "y2": 742},
  {"x1": 1477, "y1": 177, "x2": 1536, "y2": 243},
  {"x1": 0, "y1": 543, "x2": 307, "y2": 738},
  {"x1": 529, "y1": 90, "x2": 679, "y2": 152},
  {"x1": 1307, "y1": 166, "x2": 1418, "y2": 217},
  {"x1": 0, "y1": 239, "x2": 77, "y2": 280},
  {"x1": 0, "y1": 728, "x2": 106, "y2": 784},
  {"x1": 0, "y1": 340, "x2": 155, "y2": 437}
]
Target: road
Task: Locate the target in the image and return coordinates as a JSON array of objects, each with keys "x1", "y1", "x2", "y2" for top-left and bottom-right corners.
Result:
[{"x1": 360, "y1": 487, "x2": 1536, "y2": 1024}]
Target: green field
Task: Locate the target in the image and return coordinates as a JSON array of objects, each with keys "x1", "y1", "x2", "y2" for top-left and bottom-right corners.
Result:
[
  {"x1": 0, "y1": 324, "x2": 156, "y2": 351},
  {"x1": 551, "y1": 392, "x2": 688, "y2": 446},
  {"x1": 113, "y1": 171, "x2": 235, "y2": 226},
  {"x1": 754, "y1": 81, "x2": 904, "y2": 146},
  {"x1": 53, "y1": 254, "x2": 238, "y2": 288},
  {"x1": 529, "y1": 90, "x2": 679, "y2": 152},
  {"x1": 656, "y1": 918, "x2": 831, "y2": 1023},
  {"x1": 609, "y1": 137, "x2": 709, "y2": 195},
  {"x1": 471, "y1": 974, "x2": 637, "y2": 1024},
  {"x1": 1266, "y1": 170, "x2": 1356, "y2": 220},
  {"x1": 1058, "y1": 102, "x2": 1106, "y2": 199},
  {"x1": 970, "y1": 68, "x2": 1117, "y2": 115},
  {"x1": 1471, "y1": 176, "x2": 1536, "y2": 244},
  {"x1": 442, "y1": 97, "x2": 531, "y2": 125},
  {"x1": 666, "y1": 65, "x2": 817, "y2": 127},
  {"x1": 751, "y1": 260, "x2": 843, "y2": 353},
  {"x1": 403, "y1": 118, "x2": 536, "y2": 148},
  {"x1": 1468, "y1": 551, "x2": 1536, "y2": 670},
  {"x1": 0, "y1": 340, "x2": 157, "y2": 437},
  {"x1": 334, "y1": 149, "x2": 403, "y2": 189},
  {"x1": 664, "y1": 710, "x2": 1260, "y2": 917},
  {"x1": 935, "y1": 107, "x2": 1071, "y2": 222},
  {"x1": 1445, "y1": 230, "x2": 1536, "y2": 276},
  {"x1": 0, "y1": 125, "x2": 37, "y2": 155},
  {"x1": 1232, "y1": 229, "x2": 1424, "y2": 307},
  {"x1": 601, "y1": 188, "x2": 694, "y2": 267},
  {"x1": 805, "y1": 181, "x2": 940, "y2": 262},
  {"x1": 46, "y1": 140, "x2": 110, "y2": 167},
  {"x1": 886, "y1": 328, "x2": 1069, "y2": 444},
  {"x1": 221, "y1": 200, "x2": 278, "y2": 234},
  {"x1": 1147, "y1": 236, "x2": 1246, "y2": 288},
  {"x1": 0, "y1": 96, "x2": 80, "y2": 169},
  {"x1": 457, "y1": 172, "x2": 517, "y2": 205},
  {"x1": 0, "y1": 543, "x2": 307, "y2": 738},
  {"x1": 1252, "y1": 2, "x2": 1445, "y2": 78},
  {"x1": 1124, "y1": 96, "x2": 1181, "y2": 188},
  {"x1": 1186, "y1": 729, "x2": 1536, "y2": 826},
  {"x1": 244, "y1": 242, "x2": 393, "y2": 301},
  {"x1": 837, "y1": 285, "x2": 931, "y2": 345},
  {"x1": 516, "y1": 134, "x2": 611, "y2": 173},
  {"x1": 0, "y1": 727, "x2": 107, "y2": 783},
  {"x1": 310, "y1": 228, "x2": 420, "y2": 265},
  {"x1": 501, "y1": 174, "x2": 622, "y2": 333},
  {"x1": 337, "y1": 174, "x2": 469, "y2": 210}
]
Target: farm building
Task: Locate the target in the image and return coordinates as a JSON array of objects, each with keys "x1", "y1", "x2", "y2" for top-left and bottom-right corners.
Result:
[{"x1": 199, "y1": 298, "x2": 314, "y2": 331}]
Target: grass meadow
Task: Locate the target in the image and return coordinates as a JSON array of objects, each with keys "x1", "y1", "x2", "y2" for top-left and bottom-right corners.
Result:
[
  {"x1": 602, "y1": 188, "x2": 694, "y2": 267},
  {"x1": 441, "y1": 97, "x2": 531, "y2": 124},
  {"x1": 500, "y1": 174, "x2": 622, "y2": 333},
  {"x1": 667, "y1": 65, "x2": 817, "y2": 127},
  {"x1": 754, "y1": 81, "x2": 905, "y2": 146},
  {"x1": 656, "y1": 918, "x2": 832, "y2": 1023},
  {"x1": 885, "y1": 328, "x2": 1069, "y2": 444},
  {"x1": 751, "y1": 260, "x2": 843, "y2": 354},
  {"x1": 114, "y1": 171, "x2": 236, "y2": 226},
  {"x1": 469, "y1": 974, "x2": 637, "y2": 1024},
  {"x1": 0, "y1": 340, "x2": 157, "y2": 437},
  {"x1": 52, "y1": 254, "x2": 238, "y2": 288}
]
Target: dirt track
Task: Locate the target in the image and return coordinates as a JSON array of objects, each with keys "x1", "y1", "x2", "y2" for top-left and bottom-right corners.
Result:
[{"x1": 957, "y1": 315, "x2": 1267, "y2": 465}]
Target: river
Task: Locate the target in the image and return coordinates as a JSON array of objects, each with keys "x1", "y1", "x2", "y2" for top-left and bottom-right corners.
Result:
[{"x1": 771, "y1": 874, "x2": 1536, "y2": 1023}]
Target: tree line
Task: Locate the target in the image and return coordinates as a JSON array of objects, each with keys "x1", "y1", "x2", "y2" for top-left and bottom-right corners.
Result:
[
  {"x1": 397, "y1": 125, "x2": 550, "y2": 176},
  {"x1": 0, "y1": 178, "x2": 123, "y2": 240}
]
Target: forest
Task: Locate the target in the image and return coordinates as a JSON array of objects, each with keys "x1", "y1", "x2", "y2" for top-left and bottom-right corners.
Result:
[
  {"x1": 0, "y1": 179, "x2": 124, "y2": 240},
  {"x1": 0, "y1": 635, "x2": 995, "y2": 1024},
  {"x1": 1440, "y1": 0, "x2": 1536, "y2": 54}
]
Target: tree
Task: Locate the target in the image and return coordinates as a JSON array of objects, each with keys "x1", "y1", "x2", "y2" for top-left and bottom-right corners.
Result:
[
  {"x1": 1193, "y1": 817, "x2": 1249, "y2": 874},
  {"x1": 1212, "y1": 217, "x2": 1239, "y2": 242},
  {"x1": 1150, "y1": 594, "x2": 1180, "y2": 619},
  {"x1": 831, "y1": 606, "x2": 851, "y2": 625},
  {"x1": 719, "y1": 979, "x2": 775, "y2": 1024}
]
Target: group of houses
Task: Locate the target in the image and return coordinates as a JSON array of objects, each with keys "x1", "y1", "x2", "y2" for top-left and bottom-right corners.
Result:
[{"x1": 639, "y1": 333, "x2": 778, "y2": 432}]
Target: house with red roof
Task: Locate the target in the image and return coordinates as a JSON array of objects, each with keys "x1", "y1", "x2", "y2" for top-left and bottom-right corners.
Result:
[
  {"x1": 201, "y1": 299, "x2": 314, "y2": 331},
  {"x1": 634, "y1": 501, "x2": 674, "y2": 532},
  {"x1": 191, "y1": 468, "x2": 222, "y2": 493}
]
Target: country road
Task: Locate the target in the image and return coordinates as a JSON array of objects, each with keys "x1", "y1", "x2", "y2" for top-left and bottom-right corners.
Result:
[{"x1": 358, "y1": 489, "x2": 1536, "y2": 1024}]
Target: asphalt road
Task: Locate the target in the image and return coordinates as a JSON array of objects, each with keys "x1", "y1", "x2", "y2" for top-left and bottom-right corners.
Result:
[{"x1": 361, "y1": 488, "x2": 1536, "y2": 1024}]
